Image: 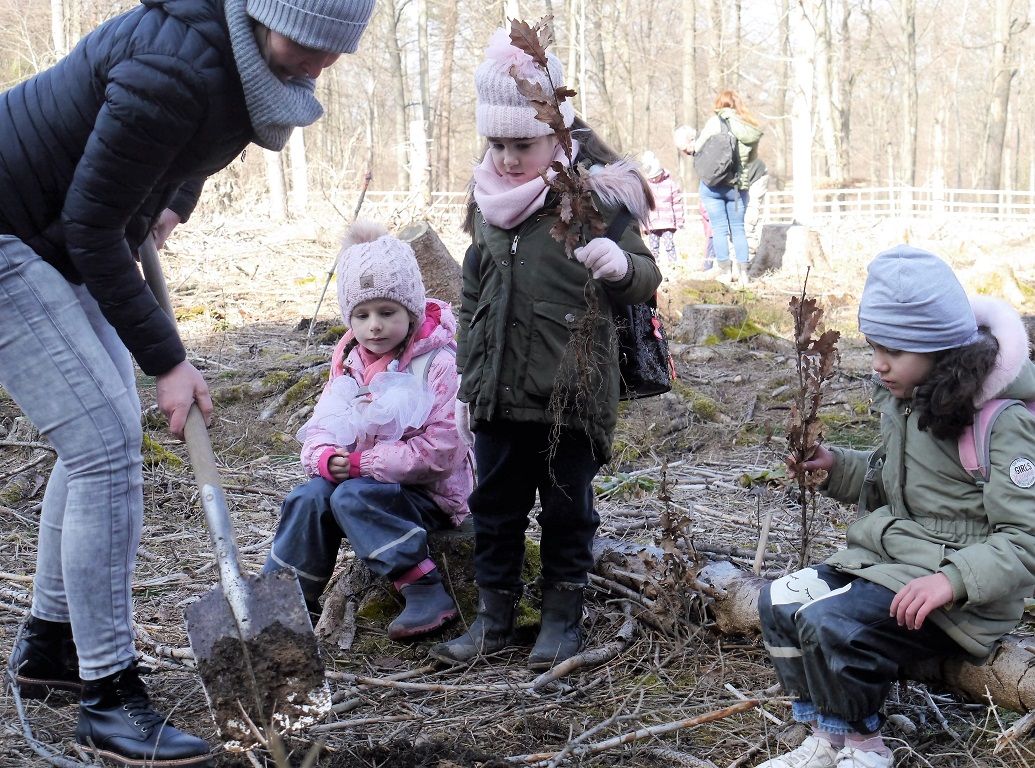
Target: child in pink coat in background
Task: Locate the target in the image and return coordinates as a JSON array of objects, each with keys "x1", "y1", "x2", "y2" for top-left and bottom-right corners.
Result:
[
  {"x1": 264, "y1": 221, "x2": 473, "y2": 641},
  {"x1": 640, "y1": 150, "x2": 685, "y2": 263}
]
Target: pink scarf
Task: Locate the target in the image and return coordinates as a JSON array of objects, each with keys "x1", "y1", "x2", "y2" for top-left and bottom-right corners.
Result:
[{"x1": 473, "y1": 139, "x2": 580, "y2": 229}]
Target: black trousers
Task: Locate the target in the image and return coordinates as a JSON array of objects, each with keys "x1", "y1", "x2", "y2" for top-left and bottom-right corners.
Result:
[
  {"x1": 758, "y1": 563, "x2": 960, "y2": 731},
  {"x1": 470, "y1": 422, "x2": 601, "y2": 590}
]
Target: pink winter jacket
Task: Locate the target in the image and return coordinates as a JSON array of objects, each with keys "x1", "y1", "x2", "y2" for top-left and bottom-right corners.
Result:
[
  {"x1": 644, "y1": 170, "x2": 686, "y2": 232},
  {"x1": 298, "y1": 299, "x2": 473, "y2": 526}
]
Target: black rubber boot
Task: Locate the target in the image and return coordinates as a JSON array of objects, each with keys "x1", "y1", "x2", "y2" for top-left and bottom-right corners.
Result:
[
  {"x1": 76, "y1": 663, "x2": 212, "y2": 767},
  {"x1": 427, "y1": 587, "x2": 520, "y2": 664},
  {"x1": 527, "y1": 584, "x2": 585, "y2": 671},
  {"x1": 10, "y1": 616, "x2": 82, "y2": 699},
  {"x1": 388, "y1": 579, "x2": 458, "y2": 641}
]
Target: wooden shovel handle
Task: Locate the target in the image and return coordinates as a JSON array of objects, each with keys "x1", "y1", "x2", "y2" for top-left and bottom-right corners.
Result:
[{"x1": 139, "y1": 237, "x2": 252, "y2": 632}]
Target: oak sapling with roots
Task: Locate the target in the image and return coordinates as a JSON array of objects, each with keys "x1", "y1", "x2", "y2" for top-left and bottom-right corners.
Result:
[
  {"x1": 505, "y1": 17, "x2": 613, "y2": 458},
  {"x1": 786, "y1": 274, "x2": 840, "y2": 568}
]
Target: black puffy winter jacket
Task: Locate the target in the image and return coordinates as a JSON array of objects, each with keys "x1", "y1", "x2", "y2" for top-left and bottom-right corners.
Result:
[{"x1": 0, "y1": 0, "x2": 253, "y2": 375}]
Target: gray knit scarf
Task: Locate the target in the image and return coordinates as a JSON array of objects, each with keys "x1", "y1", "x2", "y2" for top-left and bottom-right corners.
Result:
[{"x1": 224, "y1": 0, "x2": 324, "y2": 150}]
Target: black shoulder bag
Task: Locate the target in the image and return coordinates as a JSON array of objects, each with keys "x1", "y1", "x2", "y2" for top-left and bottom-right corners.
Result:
[{"x1": 604, "y1": 210, "x2": 676, "y2": 400}]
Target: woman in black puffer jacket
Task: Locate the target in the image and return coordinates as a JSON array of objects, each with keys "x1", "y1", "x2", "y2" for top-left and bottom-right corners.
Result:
[{"x1": 0, "y1": 1, "x2": 373, "y2": 764}]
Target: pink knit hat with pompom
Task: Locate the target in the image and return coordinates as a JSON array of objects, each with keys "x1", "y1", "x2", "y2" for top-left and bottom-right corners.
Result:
[{"x1": 336, "y1": 221, "x2": 426, "y2": 325}]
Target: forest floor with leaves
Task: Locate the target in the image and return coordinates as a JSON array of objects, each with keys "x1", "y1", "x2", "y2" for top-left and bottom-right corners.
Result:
[{"x1": 1, "y1": 207, "x2": 1035, "y2": 768}]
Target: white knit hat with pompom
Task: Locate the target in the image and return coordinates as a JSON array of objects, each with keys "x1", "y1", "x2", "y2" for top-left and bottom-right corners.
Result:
[
  {"x1": 474, "y1": 28, "x2": 574, "y2": 138},
  {"x1": 336, "y1": 220, "x2": 426, "y2": 325}
]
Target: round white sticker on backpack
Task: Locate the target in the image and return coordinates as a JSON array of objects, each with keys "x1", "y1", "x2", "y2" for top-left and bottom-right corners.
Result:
[{"x1": 1009, "y1": 457, "x2": 1035, "y2": 488}]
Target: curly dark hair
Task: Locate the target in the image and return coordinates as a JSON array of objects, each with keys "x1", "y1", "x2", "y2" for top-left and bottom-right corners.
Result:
[{"x1": 912, "y1": 329, "x2": 1000, "y2": 440}]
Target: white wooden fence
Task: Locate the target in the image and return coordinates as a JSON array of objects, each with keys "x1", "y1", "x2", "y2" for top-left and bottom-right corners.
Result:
[{"x1": 356, "y1": 187, "x2": 1035, "y2": 227}]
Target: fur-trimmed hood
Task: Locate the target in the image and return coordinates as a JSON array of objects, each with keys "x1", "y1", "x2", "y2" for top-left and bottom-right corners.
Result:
[
  {"x1": 585, "y1": 158, "x2": 652, "y2": 226},
  {"x1": 971, "y1": 295, "x2": 1035, "y2": 405}
]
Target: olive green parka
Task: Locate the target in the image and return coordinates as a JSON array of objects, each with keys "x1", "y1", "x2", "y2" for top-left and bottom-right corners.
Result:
[
  {"x1": 457, "y1": 160, "x2": 662, "y2": 463},
  {"x1": 823, "y1": 297, "x2": 1035, "y2": 658}
]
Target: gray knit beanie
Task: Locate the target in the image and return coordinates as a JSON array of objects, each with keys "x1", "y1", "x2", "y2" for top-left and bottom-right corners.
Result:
[
  {"x1": 858, "y1": 245, "x2": 980, "y2": 353},
  {"x1": 246, "y1": 0, "x2": 375, "y2": 54},
  {"x1": 337, "y1": 221, "x2": 426, "y2": 326}
]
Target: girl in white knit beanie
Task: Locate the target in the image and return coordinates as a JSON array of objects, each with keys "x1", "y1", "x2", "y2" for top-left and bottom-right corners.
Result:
[
  {"x1": 429, "y1": 29, "x2": 663, "y2": 669},
  {"x1": 264, "y1": 221, "x2": 473, "y2": 641}
]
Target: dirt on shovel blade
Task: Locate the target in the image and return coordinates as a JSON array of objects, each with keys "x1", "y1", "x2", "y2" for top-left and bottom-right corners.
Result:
[{"x1": 194, "y1": 620, "x2": 329, "y2": 749}]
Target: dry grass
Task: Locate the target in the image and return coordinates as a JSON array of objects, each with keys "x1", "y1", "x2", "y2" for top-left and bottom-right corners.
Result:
[{"x1": 1, "y1": 208, "x2": 1034, "y2": 767}]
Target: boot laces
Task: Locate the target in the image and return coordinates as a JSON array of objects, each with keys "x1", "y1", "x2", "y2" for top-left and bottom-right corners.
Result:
[{"x1": 117, "y1": 677, "x2": 166, "y2": 734}]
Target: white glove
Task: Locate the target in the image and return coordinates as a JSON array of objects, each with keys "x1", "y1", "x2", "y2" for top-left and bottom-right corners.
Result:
[
  {"x1": 573, "y1": 238, "x2": 629, "y2": 282},
  {"x1": 454, "y1": 399, "x2": 474, "y2": 446}
]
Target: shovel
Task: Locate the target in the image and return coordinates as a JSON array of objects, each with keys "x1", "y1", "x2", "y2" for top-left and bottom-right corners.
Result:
[{"x1": 139, "y1": 236, "x2": 329, "y2": 750}]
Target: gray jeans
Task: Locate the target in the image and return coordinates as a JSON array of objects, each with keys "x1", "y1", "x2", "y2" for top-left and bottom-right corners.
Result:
[{"x1": 0, "y1": 236, "x2": 142, "y2": 680}]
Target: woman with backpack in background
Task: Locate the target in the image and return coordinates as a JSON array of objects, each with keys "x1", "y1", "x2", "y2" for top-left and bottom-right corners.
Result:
[{"x1": 692, "y1": 90, "x2": 763, "y2": 287}]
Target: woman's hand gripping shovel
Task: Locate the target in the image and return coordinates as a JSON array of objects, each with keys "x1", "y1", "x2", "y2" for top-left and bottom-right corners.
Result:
[{"x1": 140, "y1": 237, "x2": 329, "y2": 750}]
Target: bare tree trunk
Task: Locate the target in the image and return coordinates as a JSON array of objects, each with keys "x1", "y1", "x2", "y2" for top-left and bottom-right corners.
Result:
[
  {"x1": 898, "y1": 0, "x2": 917, "y2": 186},
  {"x1": 679, "y1": 0, "x2": 700, "y2": 186},
  {"x1": 503, "y1": 0, "x2": 519, "y2": 22},
  {"x1": 433, "y1": 0, "x2": 458, "y2": 191},
  {"x1": 385, "y1": 0, "x2": 409, "y2": 189},
  {"x1": 415, "y1": 0, "x2": 432, "y2": 204},
  {"x1": 789, "y1": 0, "x2": 816, "y2": 223},
  {"x1": 50, "y1": 0, "x2": 65, "y2": 54},
  {"x1": 704, "y1": 0, "x2": 724, "y2": 93},
  {"x1": 288, "y1": 129, "x2": 308, "y2": 218},
  {"x1": 263, "y1": 149, "x2": 288, "y2": 222},
  {"x1": 814, "y1": 0, "x2": 839, "y2": 181},
  {"x1": 835, "y1": 0, "x2": 853, "y2": 179},
  {"x1": 587, "y1": 3, "x2": 614, "y2": 137},
  {"x1": 776, "y1": 0, "x2": 791, "y2": 186},
  {"x1": 981, "y1": 0, "x2": 1018, "y2": 189}
]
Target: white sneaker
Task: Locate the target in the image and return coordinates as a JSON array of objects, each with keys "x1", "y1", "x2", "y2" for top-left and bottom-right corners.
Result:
[
  {"x1": 837, "y1": 747, "x2": 893, "y2": 768},
  {"x1": 755, "y1": 735, "x2": 840, "y2": 768}
]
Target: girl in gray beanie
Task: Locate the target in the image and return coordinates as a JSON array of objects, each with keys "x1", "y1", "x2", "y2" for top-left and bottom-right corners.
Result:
[
  {"x1": 755, "y1": 246, "x2": 1035, "y2": 768},
  {"x1": 0, "y1": 1, "x2": 371, "y2": 764}
]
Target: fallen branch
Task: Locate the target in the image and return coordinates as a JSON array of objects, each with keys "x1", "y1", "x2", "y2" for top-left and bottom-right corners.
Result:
[
  {"x1": 504, "y1": 699, "x2": 759, "y2": 765},
  {"x1": 531, "y1": 606, "x2": 637, "y2": 691}
]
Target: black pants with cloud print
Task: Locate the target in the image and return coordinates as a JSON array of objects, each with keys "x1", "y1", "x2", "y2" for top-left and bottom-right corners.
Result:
[{"x1": 758, "y1": 563, "x2": 960, "y2": 729}]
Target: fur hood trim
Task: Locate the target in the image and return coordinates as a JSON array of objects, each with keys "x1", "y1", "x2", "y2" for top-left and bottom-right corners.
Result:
[
  {"x1": 972, "y1": 295, "x2": 1030, "y2": 405},
  {"x1": 586, "y1": 159, "x2": 651, "y2": 225}
]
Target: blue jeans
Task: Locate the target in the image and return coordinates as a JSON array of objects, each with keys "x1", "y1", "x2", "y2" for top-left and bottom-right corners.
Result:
[
  {"x1": 265, "y1": 477, "x2": 447, "y2": 602},
  {"x1": 698, "y1": 182, "x2": 749, "y2": 264},
  {"x1": 0, "y1": 236, "x2": 142, "y2": 680}
]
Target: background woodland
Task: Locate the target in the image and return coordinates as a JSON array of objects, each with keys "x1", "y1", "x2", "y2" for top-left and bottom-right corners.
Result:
[{"x1": 2, "y1": 0, "x2": 1033, "y2": 225}]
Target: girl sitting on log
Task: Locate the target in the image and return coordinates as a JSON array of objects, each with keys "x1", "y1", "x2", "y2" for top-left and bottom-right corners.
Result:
[
  {"x1": 764, "y1": 245, "x2": 1035, "y2": 768},
  {"x1": 264, "y1": 222, "x2": 473, "y2": 640}
]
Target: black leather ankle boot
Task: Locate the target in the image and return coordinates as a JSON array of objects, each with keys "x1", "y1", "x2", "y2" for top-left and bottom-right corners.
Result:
[
  {"x1": 76, "y1": 663, "x2": 212, "y2": 767},
  {"x1": 10, "y1": 616, "x2": 82, "y2": 698}
]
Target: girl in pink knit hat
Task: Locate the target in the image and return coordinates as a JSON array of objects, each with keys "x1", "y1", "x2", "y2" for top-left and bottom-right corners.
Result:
[
  {"x1": 264, "y1": 221, "x2": 473, "y2": 641},
  {"x1": 429, "y1": 28, "x2": 662, "y2": 669}
]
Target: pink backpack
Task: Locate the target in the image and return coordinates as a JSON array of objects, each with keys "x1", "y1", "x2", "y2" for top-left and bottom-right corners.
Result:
[{"x1": 958, "y1": 398, "x2": 1035, "y2": 484}]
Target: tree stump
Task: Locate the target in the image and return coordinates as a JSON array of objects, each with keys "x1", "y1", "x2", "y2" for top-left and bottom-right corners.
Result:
[
  {"x1": 671, "y1": 303, "x2": 749, "y2": 345},
  {"x1": 397, "y1": 220, "x2": 462, "y2": 307},
  {"x1": 781, "y1": 224, "x2": 829, "y2": 276},
  {"x1": 752, "y1": 223, "x2": 791, "y2": 275}
]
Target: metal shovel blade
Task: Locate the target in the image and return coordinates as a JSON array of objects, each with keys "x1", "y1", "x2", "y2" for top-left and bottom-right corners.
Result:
[{"x1": 186, "y1": 567, "x2": 330, "y2": 750}]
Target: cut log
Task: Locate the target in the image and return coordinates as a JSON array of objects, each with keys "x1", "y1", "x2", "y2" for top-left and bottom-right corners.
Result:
[
  {"x1": 671, "y1": 304, "x2": 748, "y2": 345},
  {"x1": 594, "y1": 540, "x2": 1035, "y2": 714},
  {"x1": 397, "y1": 220, "x2": 462, "y2": 307}
]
